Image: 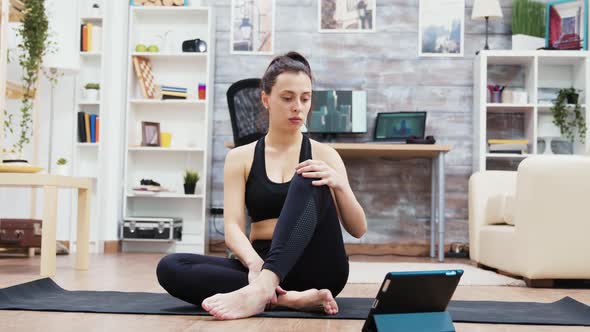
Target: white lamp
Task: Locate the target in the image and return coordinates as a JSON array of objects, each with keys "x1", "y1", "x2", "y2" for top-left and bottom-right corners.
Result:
[
  {"x1": 42, "y1": 0, "x2": 80, "y2": 173},
  {"x1": 472, "y1": 0, "x2": 503, "y2": 52}
]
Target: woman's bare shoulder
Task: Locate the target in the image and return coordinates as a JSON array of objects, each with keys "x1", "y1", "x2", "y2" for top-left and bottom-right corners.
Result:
[
  {"x1": 309, "y1": 138, "x2": 340, "y2": 161},
  {"x1": 225, "y1": 141, "x2": 257, "y2": 176},
  {"x1": 227, "y1": 140, "x2": 257, "y2": 159}
]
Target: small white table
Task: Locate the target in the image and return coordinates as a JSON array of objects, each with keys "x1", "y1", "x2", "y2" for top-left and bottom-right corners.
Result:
[{"x1": 0, "y1": 173, "x2": 93, "y2": 276}]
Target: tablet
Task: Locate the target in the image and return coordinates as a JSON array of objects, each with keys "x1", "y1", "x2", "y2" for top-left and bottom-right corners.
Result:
[{"x1": 362, "y1": 270, "x2": 463, "y2": 331}]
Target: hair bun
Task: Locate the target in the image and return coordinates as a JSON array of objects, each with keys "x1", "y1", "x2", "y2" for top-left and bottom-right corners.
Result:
[{"x1": 285, "y1": 51, "x2": 310, "y2": 71}]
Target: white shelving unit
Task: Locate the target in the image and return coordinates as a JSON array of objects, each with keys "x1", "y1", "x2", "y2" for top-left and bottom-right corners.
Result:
[
  {"x1": 69, "y1": 3, "x2": 107, "y2": 253},
  {"x1": 473, "y1": 50, "x2": 590, "y2": 172},
  {"x1": 122, "y1": 5, "x2": 215, "y2": 254}
]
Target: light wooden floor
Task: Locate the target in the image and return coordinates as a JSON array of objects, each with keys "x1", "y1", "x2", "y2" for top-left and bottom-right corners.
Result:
[{"x1": 1, "y1": 253, "x2": 589, "y2": 332}]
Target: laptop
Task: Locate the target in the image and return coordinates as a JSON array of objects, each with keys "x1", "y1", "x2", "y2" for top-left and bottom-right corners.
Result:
[
  {"x1": 373, "y1": 112, "x2": 427, "y2": 143},
  {"x1": 362, "y1": 269, "x2": 463, "y2": 332}
]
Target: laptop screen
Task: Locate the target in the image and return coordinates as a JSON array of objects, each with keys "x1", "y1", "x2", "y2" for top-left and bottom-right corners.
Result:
[{"x1": 374, "y1": 112, "x2": 426, "y2": 141}]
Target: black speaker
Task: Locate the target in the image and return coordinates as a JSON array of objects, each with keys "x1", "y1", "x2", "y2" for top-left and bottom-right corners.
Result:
[
  {"x1": 182, "y1": 38, "x2": 207, "y2": 53},
  {"x1": 406, "y1": 135, "x2": 436, "y2": 144}
]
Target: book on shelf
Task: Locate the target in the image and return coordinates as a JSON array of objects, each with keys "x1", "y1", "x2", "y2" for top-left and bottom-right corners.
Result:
[
  {"x1": 77, "y1": 111, "x2": 100, "y2": 143},
  {"x1": 162, "y1": 91, "x2": 187, "y2": 97},
  {"x1": 488, "y1": 138, "x2": 529, "y2": 154},
  {"x1": 77, "y1": 112, "x2": 86, "y2": 142},
  {"x1": 161, "y1": 85, "x2": 187, "y2": 93},
  {"x1": 489, "y1": 143, "x2": 528, "y2": 151},
  {"x1": 162, "y1": 94, "x2": 187, "y2": 100},
  {"x1": 487, "y1": 139, "x2": 529, "y2": 145},
  {"x1": 488, "y1": 150, "x2": 525, "y2": 155},
  {"x1": 80, "y1": 23, "x2": 102, "y2": 52},
  {"x1": 90, "y1": 114, "x2": 97, "y2": 143},
  {"x1": 84, "y1": 113, "x2": 90, "y2": 142}
]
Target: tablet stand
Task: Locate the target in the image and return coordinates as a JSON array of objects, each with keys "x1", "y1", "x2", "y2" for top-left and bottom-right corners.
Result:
[{"x1": 364, "y1": 311, "x2": 455, "y2": 332}]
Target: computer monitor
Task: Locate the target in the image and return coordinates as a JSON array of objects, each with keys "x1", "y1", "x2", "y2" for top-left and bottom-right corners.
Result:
[
  {"x1": 304, "y1": 90, "x2": 367, "y2": 134},
  {"x1": 374, "y1": 112, "x2": 426, "y2": 142}
]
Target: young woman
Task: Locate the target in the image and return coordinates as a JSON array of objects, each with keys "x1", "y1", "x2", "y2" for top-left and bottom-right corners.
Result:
[{"x1": 157, "y1": 51, "x2": 366, "y2": 320}]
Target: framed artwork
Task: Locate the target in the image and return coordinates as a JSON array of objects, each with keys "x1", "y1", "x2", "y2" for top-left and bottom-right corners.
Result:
[
  {"x1": 141, "y1": 121, "x2": 161, "y2": 147},
  {"x1": 546, "y1": 0, "x2": 588, "y2": 50},
  {"x1": 319, "y1": 0, "x2": 376, "y2": 33},
  {"x1": 418, "y1": 0, "x2": 465, "y2": 57},
  {"x1": 230, "y1": 0, "x2": 275, "y2": 55}
]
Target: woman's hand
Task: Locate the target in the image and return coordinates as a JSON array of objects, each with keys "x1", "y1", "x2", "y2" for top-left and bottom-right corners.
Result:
[
  {"x1": 296, "y1": 159, "x2": 345, "y2": 190},
  {"x1": 248, "y1": 261, "x2": 287, "y2": 306}
]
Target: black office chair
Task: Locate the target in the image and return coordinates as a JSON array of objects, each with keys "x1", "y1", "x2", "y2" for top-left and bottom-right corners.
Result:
[{"x1": 226, "y1": 78, "x2": 269, "y2": 147}]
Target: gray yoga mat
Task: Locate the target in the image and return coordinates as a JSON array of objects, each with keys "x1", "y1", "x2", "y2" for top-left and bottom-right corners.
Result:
[{"x1": 1, "y1": 278, "x2": 589, "y2": 326}]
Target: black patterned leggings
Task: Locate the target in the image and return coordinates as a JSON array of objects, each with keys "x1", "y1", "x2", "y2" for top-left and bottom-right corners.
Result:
[{"x1": 156, "y1": 174, "x2": 349, "y2": 306}]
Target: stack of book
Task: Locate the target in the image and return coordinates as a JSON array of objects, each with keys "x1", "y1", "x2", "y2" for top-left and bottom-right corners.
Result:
[
  {"x1": 488, "y1": 139, "x2": 529, "y2": 154},
  {"x1": 77, "y1": 112, "x2": 100, "y2": 143},
  {"x1": 161, "y1": 86, "x2": 187, "y2": 100},
  {"x1": 80, "y1": 23, "x2": 102, "y2": 52}
]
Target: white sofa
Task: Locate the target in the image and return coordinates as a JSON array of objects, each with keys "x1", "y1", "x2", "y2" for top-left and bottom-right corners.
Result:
[{"x1": 469, "y1": 155, "x2": 590, "y2": 286}]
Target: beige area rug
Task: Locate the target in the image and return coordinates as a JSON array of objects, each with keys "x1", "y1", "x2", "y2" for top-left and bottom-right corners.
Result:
[{"x1": 348, "y1": 262, "x2": 526, "y2": 286}]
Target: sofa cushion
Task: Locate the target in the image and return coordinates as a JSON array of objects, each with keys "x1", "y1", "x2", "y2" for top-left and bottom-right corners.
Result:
[
  {"x1": 503, "y1": 194, "x2": 515, "y2": 225},
  {"x1": 479, "y1": 225, "x2": 520, "y2": 275},
  {"x1": 485, "y1": 194, "x2": 515, "y2": 226}
]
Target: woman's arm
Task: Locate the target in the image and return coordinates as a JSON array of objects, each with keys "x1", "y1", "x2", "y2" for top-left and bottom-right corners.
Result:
[
  {"x1": 223, "y1": 147, "x2": 264, "y2": 269},
  {"x1": 296, "y1": 145, "x2": 367, "y2": 238}
]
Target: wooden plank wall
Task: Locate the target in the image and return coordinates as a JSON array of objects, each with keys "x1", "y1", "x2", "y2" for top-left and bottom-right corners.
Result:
[{"x1": 203, "y1": 0, "x2": 515, "y2": 248}]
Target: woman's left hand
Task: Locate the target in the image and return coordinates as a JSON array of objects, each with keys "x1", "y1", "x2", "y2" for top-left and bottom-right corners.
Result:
[{"x1": 296, "y1": 159, "x2": 344, "y2": 190}]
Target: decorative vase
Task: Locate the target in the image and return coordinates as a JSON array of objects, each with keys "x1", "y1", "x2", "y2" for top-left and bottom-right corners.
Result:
[
  {"x1": 512, "y1": 34, "x2": 545, "y2": 50},
  {"x1": 83, "y1": 88, "x2": 99, "y2": 101},
  {"x1": 566, "y1": 93, "x2": 579, "y2": 104},
  {"x1": 184, "y1": 183, "x2": 196, "y2": 195},
  {"x1": 490, "y1": 91, "x2": 502, "y2": 103},
  {"x1": 53, "y1": 165, "x2": 70, "y2": 176}
]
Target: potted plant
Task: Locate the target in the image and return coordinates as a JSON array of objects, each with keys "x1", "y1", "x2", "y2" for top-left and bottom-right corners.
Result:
[
  {"x1": 183, "y1": 169, "x2": 199, "y2": 195},
  {"x1": 1, "y1": 0, "x2": 51, "y2": 163},
  {"x1": 53, "y1": 158, "x2": 69, "y2": 176},
  {"x1": 550, "y1": 87, "x2": 587, "y2": 143},
  {"x1": 512, "y1": 0, "x2": 546, "y2": 50},
  {"x1": 83, "y1": 83, "x2": 100, "y2": 101}
]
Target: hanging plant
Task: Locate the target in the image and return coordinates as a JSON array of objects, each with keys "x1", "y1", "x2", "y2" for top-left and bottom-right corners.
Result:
[
  {"x1": 550, "y1": 87, "x2": 587, "y2": 143},
  {"x1": 2, "y1": 0, "x2": 51, "y2": 156}
]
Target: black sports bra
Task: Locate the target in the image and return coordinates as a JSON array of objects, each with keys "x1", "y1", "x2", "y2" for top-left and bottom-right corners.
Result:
[{"x1": 245, "y1": 135, "x2": 312, "y2": 223}]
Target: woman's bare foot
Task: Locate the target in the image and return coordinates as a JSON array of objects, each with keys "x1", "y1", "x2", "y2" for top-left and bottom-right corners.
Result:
[
  {"x1": 275, "y1": 288, "x2": 339, "y2": 315},
  {"x1": 201, "y1": 271, "x2": 278, "y2": 320}
]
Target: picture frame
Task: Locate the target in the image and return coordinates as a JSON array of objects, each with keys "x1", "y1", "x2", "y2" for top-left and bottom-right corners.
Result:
[
  {"x1": 230, "y1": 0, "x2": 275, "y2": 55},
  {"x1": 141, "y1": 121, "x2": 161, "y2": 147},
  {"x1": 418, "y1": 0, "x2": 465, "y2": 57},
  {"x1": 318, "y1": 0, "x2": 376, "y2": 33},
  {"x1": 546, "y1": 0, "x2": 588, "y2": 50}
]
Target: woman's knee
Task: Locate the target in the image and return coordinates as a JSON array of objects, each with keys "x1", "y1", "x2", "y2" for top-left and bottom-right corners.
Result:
[
  {"x1": 289, "y1": 173, "x2": 332, "y2": 203},
  {"x1": 156, "y1": 254, "x2": 180, "y2": 288}
]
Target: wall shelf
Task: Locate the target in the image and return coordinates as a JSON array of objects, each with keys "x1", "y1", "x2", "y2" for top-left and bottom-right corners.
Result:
[
  {"x1": 129, "y1": 99, "x2": 206, "y2": 105},
  {"x1": 128, "y1": 147, "x2": 203, "y2": 152},
  {"x1": 80, "y1": 52, "x2": 102, "y2": 57},
  {"x1": 130, "y1": 52, "x2": 206, "y2": 59},
  {"x1": 123, "y1": 5, "x2": 215, "y2": 254},
  {"x1": 486, "y1": 153, "x2": 529, "y2": 159},
  {"x1": 126, "y1": 193, "x2": 203, "y2": 199},
  {"x1": 474, "y1": 50, "x2": 589, "y2": 171}
]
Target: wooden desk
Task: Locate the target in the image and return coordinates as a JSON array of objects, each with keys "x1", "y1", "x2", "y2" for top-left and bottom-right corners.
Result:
[
  {"x1": 331, "y1": 143, "x2": 451, "y2": 261},
  {"x1": 0, "y1": 173, "x2": 93, "y2": 276},
  {"x1": 225, "y1": 141, "x2": 452, "y2": 261}
]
